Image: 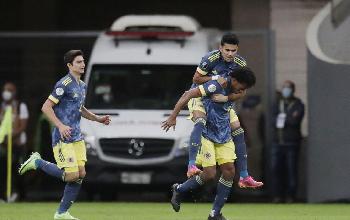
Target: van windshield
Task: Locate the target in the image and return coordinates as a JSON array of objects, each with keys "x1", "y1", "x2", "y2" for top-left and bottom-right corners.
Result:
[{"x1": 85, "y1": 64, "x2": 195, "y2": 109}]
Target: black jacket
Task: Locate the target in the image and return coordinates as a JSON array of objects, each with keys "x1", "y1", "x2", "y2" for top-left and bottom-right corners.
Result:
[{"x1": 274, "y1": 97, "x2": 305, "y2": 144}]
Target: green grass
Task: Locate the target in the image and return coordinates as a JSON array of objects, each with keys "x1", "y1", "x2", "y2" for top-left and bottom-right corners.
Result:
[{"x1": 0, "y1": 202, "x2": 349, "y2": 220}]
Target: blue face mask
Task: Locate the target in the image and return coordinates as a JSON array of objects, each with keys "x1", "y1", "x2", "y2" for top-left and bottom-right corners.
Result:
[{"x1": 282, "y1": 87, "x2": 292, "y2": 98}]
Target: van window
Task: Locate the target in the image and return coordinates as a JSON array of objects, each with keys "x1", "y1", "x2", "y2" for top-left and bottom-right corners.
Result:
[{"x1": 85, "y1": 64, "x2": 195, "y2": 109}]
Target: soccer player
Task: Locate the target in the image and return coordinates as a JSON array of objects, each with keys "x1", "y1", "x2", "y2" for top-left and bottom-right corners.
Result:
[
  {"x1": 162, "y1": 67, "x2": 256, "y2": 220},
  {"x1": 19, "y1": 50, "x2": 111, "y2": 220},
  {"x1": 186, "y1": 33, "x2": 263, "y2": 189}
]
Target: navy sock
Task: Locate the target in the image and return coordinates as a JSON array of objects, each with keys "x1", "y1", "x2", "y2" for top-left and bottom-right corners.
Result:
[
  {"x1": 211, "y1": 176, "x2": 233, "y2": 217},
  {"x1": 58, "y1": 180, "x2": 82, "y2": 214},
  {"x1": 232, "y1": 128, "x2": 249, "y2": 178},
  {"x1": 35, "y1": 159, "x2": 64, "y2": 180},
  {"x1": 177, "y1": 175, "x2": 204, "y2": 193},
  {"x1": 188, "y1": 118, "x2": 206, "y2": 166}
]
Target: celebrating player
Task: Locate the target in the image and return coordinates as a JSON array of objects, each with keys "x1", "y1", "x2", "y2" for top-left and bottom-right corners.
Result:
[
  {"x1": 186, "y1": 33, "x2": 263, "y2": 188},
  {"x1": 19, "y1": 50, "x2": 110, "y2": 220},
  {"x1": 162, "y1": 67, "x2": 256, "y2": 220}
]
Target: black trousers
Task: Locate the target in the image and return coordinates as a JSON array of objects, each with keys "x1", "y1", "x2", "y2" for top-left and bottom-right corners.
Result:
[{"x1": 271, "y1": 143, "x2": 300, "y2": 199}]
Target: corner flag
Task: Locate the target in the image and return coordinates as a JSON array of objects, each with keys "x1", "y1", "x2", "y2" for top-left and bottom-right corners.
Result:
[{"x1": 0, "y1": 107, "x2": 12, "y2": 202}]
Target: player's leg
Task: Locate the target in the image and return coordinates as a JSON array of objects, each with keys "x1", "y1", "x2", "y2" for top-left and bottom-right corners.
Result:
[
  {"x1": 229, "y1": 109, "x2": 263, "y2": 188},
  {"x1": 19, "y1": 146, "x2": 65, "y2": 181},
  {"x1": 208, "y1": 141, "x2": 235, "y2": 220},
  {"x1": 56, "y1": 140, "x2": 87, "y2": 219},
  {"x1": 171, "y1": 137, "x2": 215, "y2": 212},
  {"x1": 49, "y1": 142, "x2": 81, "y2": 220},
  {"x1": 187, "y1": 97, "x2": 206, "y2": 177},
  {"x1": 285, "y1": 144, "x2": 298, "y2": 202}
]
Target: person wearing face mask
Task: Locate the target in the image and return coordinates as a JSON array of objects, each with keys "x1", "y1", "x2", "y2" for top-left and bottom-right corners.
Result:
[
  {"x1": 271, "y1": 80, "x2": 305, "y2": 203},
  {"x1": 0, "y1": 82, "x2": 29, "y2": 201}
]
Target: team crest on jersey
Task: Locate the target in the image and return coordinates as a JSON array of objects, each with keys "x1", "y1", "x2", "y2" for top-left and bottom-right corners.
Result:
[
  {"x1": 205, "y1": 152, "x2": 211, "y2": 159},
  {"x1": 208, "y1": 84, "x2": 216, "y2": 93},
  {"x1": 56, "y1": 87, "x2": 64, "y2": 96}
]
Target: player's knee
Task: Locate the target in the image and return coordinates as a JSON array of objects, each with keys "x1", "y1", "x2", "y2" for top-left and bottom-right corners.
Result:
[
  {"x1": 64, "y1": 172, "x2": 80, "y2": 182},
  {"x1": 222, "y1": 166, "x2": 235, "y2": 180},
  {"x1": 194, "y1": 117, "x2": 206, "y2": 126},
  {"x1": 202, "y1": 169, "x2": 216, "y2": 181},
  {"x1": 192, "y1": 111, "x2": 206, "y2": 121},
  {"x1": 79, "y1": 170, "x2": 86, "y2": 179},
  {"x1": 230, "y1": 120, "x2": 241, "y2": 130}
]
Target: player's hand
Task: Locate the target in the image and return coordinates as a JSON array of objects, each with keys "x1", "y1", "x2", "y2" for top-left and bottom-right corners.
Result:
[
  {"x1": 217, "y1": 76, "x2": 227, "y2": 87},
  {"x1": 58, "y1": 124, "x2": 72, "y2": 140},
  {"x1": 97, "y1": 115, "x2": 111, "y2": 125},
  {"x1": 211, "y1": 94, "x2": 228, "y2": 103},
  {"x1": 161, "y1": 117, "x2": 176, "y2": 132},
  {"x1": 230, "y1": 89, "x2": 247, "y2": 101}
]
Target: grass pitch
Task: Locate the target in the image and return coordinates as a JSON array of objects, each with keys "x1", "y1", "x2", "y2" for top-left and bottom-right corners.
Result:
[{"x1": 0, "y1": 202, "x2": 349, "y2": 220}]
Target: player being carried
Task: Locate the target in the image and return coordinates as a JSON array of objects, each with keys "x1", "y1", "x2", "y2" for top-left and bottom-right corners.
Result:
[
  {"x1": 186, "y1": 32, "x2": 263, "y2": 188},
  {"x1": 19, "y1": 50, "x2": 111, "y2": 220},
  {"x1": 162, "y1": 67, "x2": 256, "y2": 220}
]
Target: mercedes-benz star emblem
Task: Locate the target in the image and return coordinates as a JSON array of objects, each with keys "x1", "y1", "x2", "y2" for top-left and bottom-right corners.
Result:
[{"x1": 128, "y1": 139, "x2": 145, "y2": 157}]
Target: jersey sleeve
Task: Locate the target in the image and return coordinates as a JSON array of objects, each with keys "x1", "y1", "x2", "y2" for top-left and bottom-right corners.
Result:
[
  {"x1": 48, "y1": 79, "x2": 70, "y2": 104},
  {"x1": 198, "y1": 80, "x2": 223, "y2": 97},
  {"x1": 234, "y1": 55, "x2": 247, "y2": 67},
  {"x1": 196, "y1": 52, "x2": 219, "y2": 75}
]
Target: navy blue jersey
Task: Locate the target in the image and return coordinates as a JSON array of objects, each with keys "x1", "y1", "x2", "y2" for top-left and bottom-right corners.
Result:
[
  {"x1": 198, "y1": 79, "x2": 233, "y2": 144},
  {"x1": 191, "y1": 50, "x2": 247, "y2": 89},
  {"x1": 48, "y1": 73, "x2": 86, "y2": 147}
]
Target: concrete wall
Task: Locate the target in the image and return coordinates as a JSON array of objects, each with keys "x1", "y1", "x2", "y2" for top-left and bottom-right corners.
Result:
[
  {"x1": 307, "y1": 51, "x2": 350, "y2": 202},
  {"x1": 270, "y1": 0, "x2": 327, "y2": 136},
  {"x1": 307, "y1": 1, "x2": 350, "y2": 202},
  {"x1": 319, "y1": 14, "x2": 350, "y2": 62}
]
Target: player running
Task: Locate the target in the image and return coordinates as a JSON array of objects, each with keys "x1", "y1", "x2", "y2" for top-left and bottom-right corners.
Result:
[
  {"x1": 186, "y1": 33, "x2": 263, "y2": 189},
  {"x1": 19, "y1": 50, "x2": 111, "y2": 220},
  {"x1": 162, "y1": 67, "x2": 256, "y2": 220}
]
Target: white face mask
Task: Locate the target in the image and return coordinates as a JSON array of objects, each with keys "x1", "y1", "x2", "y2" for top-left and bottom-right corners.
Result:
[
  {"x1": 2, "y1": 90, "x2": 12, "y2": 101},
  {"x1": 282, "y1": 87, "x2": 292, "y2": 98}
]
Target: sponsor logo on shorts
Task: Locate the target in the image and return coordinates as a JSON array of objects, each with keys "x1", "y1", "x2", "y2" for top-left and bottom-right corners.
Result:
[{"x1": 205, "y1": 152, "x2": 211, "y2": 159}]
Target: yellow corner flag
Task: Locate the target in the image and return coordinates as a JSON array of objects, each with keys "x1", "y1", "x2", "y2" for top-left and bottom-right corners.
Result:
[
  {"x1": 0, "y1": 107, "x2": 12, "y2": 143},
  {"x1": 0, "y1": 107, "x2": 12, "y2": 202}
]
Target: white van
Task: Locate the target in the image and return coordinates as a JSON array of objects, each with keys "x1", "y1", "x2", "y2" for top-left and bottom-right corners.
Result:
[{"x1": 81, "y1": 15, "x2": 220, "y2": 192}]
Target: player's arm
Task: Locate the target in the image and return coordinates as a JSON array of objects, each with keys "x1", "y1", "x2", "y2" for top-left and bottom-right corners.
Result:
[
  {"x1": 81, "y1": 106, "x2": 110, "y2": 125},
  {"x1": 162, "y1": 80, "x2": 224, "y2": 132},
  {"x1": 192, "y1": 54, "x2": 221, "y2": 84},
  {"x1": 41, "y1": 99, "x2": 72, "y2": 139},
  {"x1": 161, "y1": 88, "x2": 202, "y2": 132},
  {"x1": 192, "y1": 71, "x2": 213, "y2": 84},
  {"x1": 211, "y1": 89, "x2": 247, "y2": 103}
]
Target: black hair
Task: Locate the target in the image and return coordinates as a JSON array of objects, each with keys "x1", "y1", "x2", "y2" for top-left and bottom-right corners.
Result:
[
  {"x1": 284, "y1": 80, "x2": 295, "y2": 93},
  {"x1": 221, "y1": 32, "x2": 239, "y2": 46},
  {"x1": 230, "y1": 67, "x2": 256, "y2": 88},
  {"x1": 64, "y1": 50, "x2": 84, "y2": 65}
]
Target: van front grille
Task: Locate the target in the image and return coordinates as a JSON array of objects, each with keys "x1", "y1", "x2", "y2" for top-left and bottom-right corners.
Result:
[{"x1": 99, "y1": 138, "x2": 174, "y2": 159}]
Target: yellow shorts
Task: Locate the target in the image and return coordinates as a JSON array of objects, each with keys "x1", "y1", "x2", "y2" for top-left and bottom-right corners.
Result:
[
  {"x1": 53, "y1": 140, "x2": 87, "y2": 173},
  {"x1": 187, "y1": 97, "x2": 205, "y2": 120},
  {"x1": 188, "y1": 97, "x2": 239, "y2": 123},
  {"x1": 196, "y1": 136, "x2": 236, "y2": 167}
]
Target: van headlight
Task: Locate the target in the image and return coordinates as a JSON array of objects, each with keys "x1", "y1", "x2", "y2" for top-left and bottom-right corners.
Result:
[
  {"x1": 175, "y1": 137, "x2": 190, "y2": 157},
  {"x1": 84, "y1": 135, "x2": 98, "y2": 156}
]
